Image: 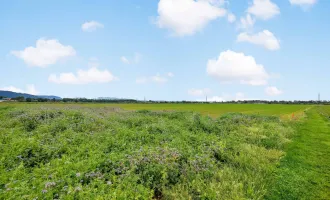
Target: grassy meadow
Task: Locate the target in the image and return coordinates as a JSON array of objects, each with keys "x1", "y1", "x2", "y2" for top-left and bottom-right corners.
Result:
[
  {"x1": 0, "y1": 103, "x2": 329, "y2": 199},
  {"x1": 0, "y1": 102, "x2": 310, "y2": 118}
]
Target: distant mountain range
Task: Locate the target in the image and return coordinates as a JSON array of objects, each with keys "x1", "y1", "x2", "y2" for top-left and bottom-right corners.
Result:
[{"x1": 0, "y1": 90, "x2": 62, "y2": 100}]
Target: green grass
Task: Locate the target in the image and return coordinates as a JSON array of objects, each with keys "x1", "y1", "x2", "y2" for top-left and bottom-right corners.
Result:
[
  {"x1": 0, "y1": 105, "x2": 294, "y2": 199},
  {"x1": 0, "y1": 103, "x2": 310, "y2": 118},
  {"x1": 1, "y1": 103, "x2": 329, "y2": 199},
  {"x1": 266, "y1": 106, "x2": 330, "y2": 199}
]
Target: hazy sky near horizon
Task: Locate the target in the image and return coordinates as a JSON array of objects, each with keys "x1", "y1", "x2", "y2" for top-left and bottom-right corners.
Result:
[{"x1": 1, "y1": 0, "x2": 329, "y2": 101}]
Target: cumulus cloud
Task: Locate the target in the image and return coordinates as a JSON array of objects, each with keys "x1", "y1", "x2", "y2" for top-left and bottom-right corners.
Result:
[
  {"x1": 121, "y1": 53, "x2": 141, "y2": 64},
  {"x1": 155, "y1": 0, "x2": 227, "y2": 36},
  {"x1": 206, "y1": 50, "x2": 269, "y2": 86},
  {"x1": 11, "y1": 39, "x2": 76, "y2": 68},
  {"x1": 265, "y1": 86, "x2": 283, "y2": 96},
  {"x1": 227, "y1": 13, "x2": 236, "y2": 23},
  {"x1": 81, "y1": 21, "x2": 104, "y2": 32},
  {"x1": 188, "y1": 88, "x2": 212, "y2": 96},
  {"x1": 237, "y1": 30, "x2": 280, "y2": 50},
  {"x1": 0, "y1": 84, "x2": 39, "y2": 95},
  {"x1": 49, "y1": 67, "x2": 117, "y2": 84},
  {"x1": 247, "y1": 0, "x2": 280, "y2": 20}
]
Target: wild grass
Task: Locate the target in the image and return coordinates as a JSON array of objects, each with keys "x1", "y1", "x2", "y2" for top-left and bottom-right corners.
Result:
[{"x1": 0, "y1": 106, "x2": 295, "y2": 199}]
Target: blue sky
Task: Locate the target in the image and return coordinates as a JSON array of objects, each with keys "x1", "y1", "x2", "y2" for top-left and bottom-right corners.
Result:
[{"x1": 0, "y1": 0, "x2": 329, "y2": 101}]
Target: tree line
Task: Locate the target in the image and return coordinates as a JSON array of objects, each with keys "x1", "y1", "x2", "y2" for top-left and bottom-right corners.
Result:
[{"x1": 1, "y1": 96, "x2": 330, "y2": 105}]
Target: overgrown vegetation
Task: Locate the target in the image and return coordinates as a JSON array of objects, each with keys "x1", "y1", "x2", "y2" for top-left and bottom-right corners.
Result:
[{"x1": 0, "y1": 106, "x2": 295, "y2": 199}]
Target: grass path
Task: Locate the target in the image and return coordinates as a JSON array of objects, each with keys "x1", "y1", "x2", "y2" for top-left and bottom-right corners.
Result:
[{"x1": 266, "y1": 108, "x2": 330, "y2": 199}]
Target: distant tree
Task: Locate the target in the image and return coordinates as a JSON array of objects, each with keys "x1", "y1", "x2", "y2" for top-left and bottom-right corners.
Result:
[
  {"x1": 26, "y1": 98, "x2": 32, "y2": 102},
  {"x1": 37, "y1": 98, "x2": 48, "y2": 102},
  {"x1": 13, "y1": 96, "x2": 25, "y2": 102}
]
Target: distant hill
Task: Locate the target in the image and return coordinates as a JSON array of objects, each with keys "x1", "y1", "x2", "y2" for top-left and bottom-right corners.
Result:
[
  {"x1": 37, "y1": 95, "x2": 62, "y2": 100},
  {"x1": 0, "y1": 90, "x2": 62, "y2": 100}
]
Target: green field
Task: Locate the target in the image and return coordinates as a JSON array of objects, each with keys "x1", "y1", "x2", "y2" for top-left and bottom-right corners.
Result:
[
  {"x1": 0, "y1": 103, "x2": 310, "y2": 118},
  {"x1": 0, "y1": 103, "x2": 329, "y2": 199}
]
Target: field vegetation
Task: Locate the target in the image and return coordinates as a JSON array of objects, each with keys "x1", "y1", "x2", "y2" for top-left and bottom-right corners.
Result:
[
  {"x1": 0, "y1": 103, "x2": 309, "y2": 118},
  {"x1": 0, "y1": 105, "x2": 294, "y2": 199},
  {"x1": 0, "y1": 104, "x2": 329, "y2": 199}
]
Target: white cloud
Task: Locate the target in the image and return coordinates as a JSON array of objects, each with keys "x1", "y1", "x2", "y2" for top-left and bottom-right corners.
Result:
[
  {"x1": 247, "y1": 0, "x2": 280, "y2": 20},
  {"x1": 11, "y1": 39, "x2": 76, "y2": 68},
  {"x1": 151, "y1": 74, "x2": 168, "y2": 83},
  {"x1": 205, "y1": 96, "x2": 226, "y2": 102},
  {"x1": 199, "y1": 0, "x2": 226, "y2": 6},
  {"x1": 0, "y1": 86, "x2": 24, "y2": 93},
  {"x1": 49, "y1": 67, "x2": 117, "y2": 84},
  {"x1": 206, "y1": 50, "x2": 269, "y2": 86},
  {"x1": 197, "y1": 92, "x2": 251, "y2": 102},
  {"x1": 0, "y1": 84, "x2": 39, "y2": 95},
  {"x1": 188, "y1": 88, "x2": 212, "y2": 96},
  {"x1": 227, "y1": 13, "x2": 236, "y2": 23},
  {"x1": 237, "y1": 30, "x2": 280, "y2": 50},
  {"x1": 167, "y1": 72, "x2": 174, "y2": 77},
  {"x1": 265, "y1": 86, "x2": 283, "y2": 96},
  {"x1": 289, "y1": 0, "x2": 317, "y2": 6},
  {"x1": 289, "y1": 0, "x2": 317, "y2": 10},
  {"x1": 239, "y1": 14, "x2": 255, "y2": 30},
  {"x1": 121, "y1": 53, "x2": 142, "y2": 64},
  {"x1": 155, "y1": 0, "x2": 227, "y2": 36},
  {"x1": 120, "y1": 56, "x2": 130, "y2": 64},
  {"x1": 81, "y1": 21, "x2": 104, "y2": 32},
  {"x1": 26, "y1": 84, "x2": 39, "y2": 95}
]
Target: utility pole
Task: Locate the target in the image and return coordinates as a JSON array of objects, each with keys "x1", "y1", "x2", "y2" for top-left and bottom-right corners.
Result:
[
  {"x1": 206, "y1": 95, "x2": 207, "y2": 103},
  {"x1": 318, "y1": 93, "x2": 320, "y2": 102}
]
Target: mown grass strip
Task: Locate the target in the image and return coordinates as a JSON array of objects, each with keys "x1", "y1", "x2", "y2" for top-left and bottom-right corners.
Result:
[{"x1": 266, "y1": 108, "x2": 330, "y2": 199}]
